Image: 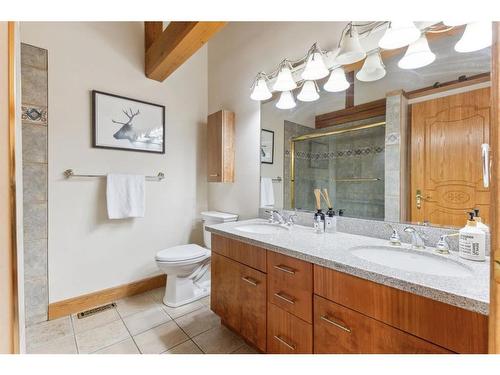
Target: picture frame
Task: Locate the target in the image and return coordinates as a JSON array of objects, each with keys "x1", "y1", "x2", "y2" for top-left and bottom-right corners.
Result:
[
  {"x1": 92, "y1": 90, "x2": 165, "y2": 154},
  {"x1": 260, "y1": 129, "x2": 274, "y2": 164}
]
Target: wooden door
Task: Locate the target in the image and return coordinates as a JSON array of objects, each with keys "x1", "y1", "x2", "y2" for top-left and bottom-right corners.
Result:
[
  {"x1": 239, "y1": 264, "x2": 267, "y2": 352},
  {"x1": 410, "y1": 88, "x2": 491, "y2": 226}
]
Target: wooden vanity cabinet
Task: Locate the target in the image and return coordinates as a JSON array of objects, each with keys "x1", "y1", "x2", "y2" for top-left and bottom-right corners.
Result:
[
  {"x1": 207, "y1": 110, "x2": 235, "y2": 183},
  {"x1": 314, "y1": 295, "x2": 451, "y2": 354},
  {"x1": 211, "y1": 236, "x2": 267, "y2": 351},
  {"x1": 211, "y1": 234, "x2": 488, "y2": 354}
]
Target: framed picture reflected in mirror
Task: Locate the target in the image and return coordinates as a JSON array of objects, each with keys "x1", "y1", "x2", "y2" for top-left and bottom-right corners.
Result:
[{"x1": 260, "y1": 129, "x2": 274, "y2": 164}]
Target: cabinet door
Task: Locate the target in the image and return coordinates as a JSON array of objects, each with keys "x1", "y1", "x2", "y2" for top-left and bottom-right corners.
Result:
[
  {"x1": 267, "y1": 303, "x2": 312, "y2": 354},
  {"x1": 207, "y1": 111, "x2": 222, "y2": 182},
  {"x1": 314, "y1": 295, "x2": 451, "y2": 354},
  {"x1": 211, "y1": 253, "x2": 241, "y2": 331},
  {"x1": 239, "y1": 264, "x2": 267, "y2": 352}
]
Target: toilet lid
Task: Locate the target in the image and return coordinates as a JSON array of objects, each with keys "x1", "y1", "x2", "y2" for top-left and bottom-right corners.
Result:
[{"x1": 156, "y1": 244, "x2": 209, "y2": 262}]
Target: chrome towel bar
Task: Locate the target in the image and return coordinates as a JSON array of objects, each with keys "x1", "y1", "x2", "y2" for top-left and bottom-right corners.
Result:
[{"x1": 63, "y1": 169, "x2": 165, "y2": 181}]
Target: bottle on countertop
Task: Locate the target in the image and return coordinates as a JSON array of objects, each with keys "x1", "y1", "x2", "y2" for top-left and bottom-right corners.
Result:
[
  {"x1": 314, "y1": 209, "x2": 325, "y2": 233},
  {"x1": 459, "y1": 211, "x2": 486, "y2": 261},
  {"x1": 325, "y1": 208, "x2": 337, "y2": 233},
  {"x1": 473, "y1": 208, "x2": 490, "y2": 233}
]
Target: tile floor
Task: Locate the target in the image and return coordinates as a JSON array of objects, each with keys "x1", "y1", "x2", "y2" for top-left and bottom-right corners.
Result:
[{"x1": 26, "y1": 288, "x2": 259, "y2": 354}]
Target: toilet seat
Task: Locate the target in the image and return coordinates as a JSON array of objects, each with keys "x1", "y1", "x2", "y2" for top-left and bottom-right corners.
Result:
[{"x1": 155, "y1": 244, "x2": 209, "y2": 263}]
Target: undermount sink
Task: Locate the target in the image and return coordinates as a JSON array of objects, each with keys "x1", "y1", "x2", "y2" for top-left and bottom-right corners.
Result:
[
  {"x1": 234, "y1": 223, "x2": 289, "y2": 234},
  {"x1": 349, "y1": 246, "x2": 473, "y2": 278}
]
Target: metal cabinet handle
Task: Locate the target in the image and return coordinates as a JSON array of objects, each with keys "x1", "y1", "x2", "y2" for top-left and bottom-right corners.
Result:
[
  {"x1": 482, "y1": 143, "x2": 490, "y2": 188},
  {"x1": 241, "y1": 276, "x2": 258, "y2": 286},
  {"x1": 273, "y1": 264, "x2": 296, "y2": 275},
  {"x1": 209, "y1": 174, "x2": 220, "y2": 177},
  {"x1": 273, "y1": 335, "x2": 296, "y2": 351},
  {"x1": 416, "y1": 189, "x2": 422, "y2": 209},
  {"x1": 274, "y1": 292, "x2": 295, "y2": 304},
  {"x1": 320, "y1": 315, "x2": 351, "y2": 333}
]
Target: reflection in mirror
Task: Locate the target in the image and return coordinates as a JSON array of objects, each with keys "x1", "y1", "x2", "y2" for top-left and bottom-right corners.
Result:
[{"x1": 259, "y1": 25, "x2": 491, "y2": 228}]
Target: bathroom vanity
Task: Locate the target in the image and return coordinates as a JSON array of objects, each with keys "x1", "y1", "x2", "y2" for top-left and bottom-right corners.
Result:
[{"x1": 207, "y1": 220, "x2": 489, "y2": 354}]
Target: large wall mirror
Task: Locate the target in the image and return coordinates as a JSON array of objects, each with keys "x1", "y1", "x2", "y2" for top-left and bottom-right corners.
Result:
[{"x1": 260, "y1": 25, "x2": 491, "y2": 228}]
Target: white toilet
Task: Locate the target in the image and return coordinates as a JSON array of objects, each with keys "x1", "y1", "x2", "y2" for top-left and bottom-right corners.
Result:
[{"x1": 155, "y1": 211, "x2": 238, "y2": 307}]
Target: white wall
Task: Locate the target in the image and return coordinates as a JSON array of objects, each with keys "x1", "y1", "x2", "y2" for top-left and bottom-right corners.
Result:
[
  {"x1": 207, "y1": 22, "x2": 347, "y2": 219},
  {"x1": 21, "y1": 22, "x2": 208, "y2": 303}
]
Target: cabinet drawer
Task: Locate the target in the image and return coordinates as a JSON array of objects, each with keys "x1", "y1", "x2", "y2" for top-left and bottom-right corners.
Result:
[
  {"x1": 267, "y1": 252, "x2": 313, "y2": 323},
  {"x1": 313, "y1": 265, "x2": 488, "y2": 353},
  {"x1": 211, "y1": 234, "x2": 266, "y2": 272},
  {"x1": 314, "y1": 295, "x2": 451, "y2": 354},
  {"x1": 267, "y1": 303, "x2": 312, "y2": 354}
]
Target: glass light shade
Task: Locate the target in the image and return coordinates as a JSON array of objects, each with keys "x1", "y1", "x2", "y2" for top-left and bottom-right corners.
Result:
[
  {"x1": 398, "y1": 35, "x2": 436, "y2": 69},
  {"x1": 323, "y1": 67, "x2": 350, "y2": 92},
  {"x1": 335, "y1": 27, "x2": 366, "y2": 65},
  {"x1": 443, "y1": 20, "x2": 466, "y2": 27},
  {"x1": 378, "y1": 21, "x2": 420, "y2": 50},
  {"x1": 273, "y1": 63, "x2": 297, "y2": 91},
  {"x1": 455, "y1": 22, "x2": 492, "y2": 53},
  {"x1": 356, "y1": 52, "x2": 386, "y2": 82},
  {"x1": 276, "y1": 90, "x2": 296, "y2": 109},
  {"x1": 302, "y1": 52, "x2": 329, "y2": 80},
  {"x1": 250, "y1": 76, "x2": 272, "y2": 101},
  {"x1": 297, "y1": 81, "x2": 319, "y2": 102}
]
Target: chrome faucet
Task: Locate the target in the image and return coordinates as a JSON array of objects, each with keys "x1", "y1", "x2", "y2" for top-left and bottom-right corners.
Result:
[
  {"x1": 386, "y1": 224, "x2": 401, "y2": 246},
  {"x1": 265, "y1": 210, "x2": 297, "y2": 227},
  {"x1": 404, "y1": 226, "x2": 426, "y2": 250},
  {"x1": 435, "y1": 232, "x2": 460, "y2": 254}
]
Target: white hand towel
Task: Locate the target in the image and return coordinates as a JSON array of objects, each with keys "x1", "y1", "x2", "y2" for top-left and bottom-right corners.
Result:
[
  {"x1": 260, "y1": 177, "x2": 275, "y2": 208},
  {"x1": 106, "y1": 174, "x2": 145, "y2": 219}
]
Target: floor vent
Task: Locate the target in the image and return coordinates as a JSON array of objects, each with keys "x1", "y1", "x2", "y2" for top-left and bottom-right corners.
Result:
[{"x1": 77, "y1": 302, "x2": 116, "y2": 319}]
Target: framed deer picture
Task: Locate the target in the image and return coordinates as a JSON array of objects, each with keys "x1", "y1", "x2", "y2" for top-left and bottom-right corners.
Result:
[{"x1": 92, "y1": 90, "x2": 165, "y2": 154}]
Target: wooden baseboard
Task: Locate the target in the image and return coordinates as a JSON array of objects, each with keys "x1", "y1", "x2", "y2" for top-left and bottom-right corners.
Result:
[{"x1": 48, "y1": 274, "x2": 166, "y2": 320}]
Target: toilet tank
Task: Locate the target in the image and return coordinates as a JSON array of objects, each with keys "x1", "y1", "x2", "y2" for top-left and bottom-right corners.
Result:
[{"x1": 201, "y1": 211, "x2": 238, "y2": 249}]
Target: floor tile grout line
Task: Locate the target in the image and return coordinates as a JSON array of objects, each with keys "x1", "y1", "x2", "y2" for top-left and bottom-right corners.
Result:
[
  {"x1": 114, "y1": 302, "x2": 142, "y2": 354},
  {"x1": 68, "y1": 315, "x2": 80, "y2": 354},
  {"x1": 170, "y1": 316, "x2": 206, "y2": 354}
]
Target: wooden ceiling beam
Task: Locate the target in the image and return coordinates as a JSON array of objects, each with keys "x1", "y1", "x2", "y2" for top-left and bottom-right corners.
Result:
[{"x1": 145, "y1": 21, "x2": 226, "y2": 82}]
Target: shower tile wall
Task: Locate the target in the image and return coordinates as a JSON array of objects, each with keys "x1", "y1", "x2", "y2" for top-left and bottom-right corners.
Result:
[
  {"x1": 284, "y1": 116, "x2": 385, "y2": 220},
  {"x1": 21, "y1": 43, "x2": 49, "y2": 325}
]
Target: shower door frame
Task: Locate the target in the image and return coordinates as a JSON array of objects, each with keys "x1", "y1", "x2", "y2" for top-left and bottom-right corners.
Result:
[{"x1": 289, "y1": 121, "x2": 386, "y2": 209}]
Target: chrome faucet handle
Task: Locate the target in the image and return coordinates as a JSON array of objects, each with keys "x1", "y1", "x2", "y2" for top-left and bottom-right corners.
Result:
[
  {"x1": 386, "y1": 224, "x2": 401, "y2": 246},
  {"x1": 286, "y1": 212, "x2": 298, "y2": 226},
  {"x1": 265, "y1": 210, "x2": 276, "y2": 223},
  {"x1": 435, "y1": 232, "x2": 460, "y2": 254},
  {"x1": 404, "y1": 226, "x2": 426, "y2": 249},
  {"x1": 271, "y1": 209, "x2": 286, "y2": 224}
]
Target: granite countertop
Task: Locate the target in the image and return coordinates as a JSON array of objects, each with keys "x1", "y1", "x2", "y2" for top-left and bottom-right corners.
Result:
[{"x1": 206, "y1": 219, "x2": 490, "y2": 315}]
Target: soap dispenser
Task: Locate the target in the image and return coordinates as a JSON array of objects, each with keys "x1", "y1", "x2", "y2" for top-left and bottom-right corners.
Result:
[
  {"x1": 321, "y1": 189, "x2": 336, "y2": 233},
  {"x1": 459, "y1": 212, "x2": 486, "y2": 261},
  {"x1": 473, "y1": 208, "x2": 490, "y2": 234}
]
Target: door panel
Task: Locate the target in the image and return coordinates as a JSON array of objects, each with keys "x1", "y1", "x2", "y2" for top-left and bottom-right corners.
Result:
[{"x1": 410, "y1": 88, "x2": 490, "y2": 226}]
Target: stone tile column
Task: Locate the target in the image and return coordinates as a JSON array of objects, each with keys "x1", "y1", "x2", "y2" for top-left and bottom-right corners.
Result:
[{"x1": 21, "y1": 43, "x2": 48, "y2": 325}]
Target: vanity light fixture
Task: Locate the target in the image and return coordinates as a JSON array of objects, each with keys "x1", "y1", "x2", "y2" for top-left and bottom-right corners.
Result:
[
  {"x1": 335, "y1": 23, "x2": 366, "y2": 65},
  {"x1": 324, "y1": 67, "x2": 350, "y2": 92},
  {"x1": 378, "y1": 21, "x2": 420, "y2": 50},
  {"x1": 398, "y1": 34, "x2": 436, "y2": 69},
  {"x1": 455, "y1": 22, "x2": 492, "y2": 53},
  {"x1": 301, "y1": 43, "x2": 329, "y2": 81},
  {"x1": 276, "y1": 90, "x2": 297, "y2": 109},
  {"x1": 250, "y1": 72, "x2": 272, "y2": 101},
  {"x1": 356, "y1": 51, "x2": 386, "y2": 82},
  {"x1": 273, "y1": 59, "x2": 297, "y2": 92},
  {"x1": 297, "y1": 80, "x2": 320, "y2": 102},
  {"x1": 442, "y1": 20, "x2": 466, "y2": 27}
]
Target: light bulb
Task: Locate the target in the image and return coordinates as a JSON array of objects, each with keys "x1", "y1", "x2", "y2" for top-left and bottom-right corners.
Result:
[
  {"x1": 398, "y1": 35, "x2": 436, "y2": 69},
  {"x1": 250, "y1": 75, "x2": 272, "y2": 101},
  {"x1": 324, "y1": 67, "x2": 350, "y2": 92},
  {"x1": 356, "y1": 51, "x2": 386, "y2": 82},
  {"x1": 276, "y1": 91, "x2": 296, "y2": 109},
  {"x1": 336, "y1": 25, "x2": 366, "y2": 65},
  {"x1": 273, "y1": 60, "x2": 297, "y2": 92},
  {"x1": 297, "y1": 81, "x2": 319, "y2": 102},
  {"x1": 378, "y1": 21, "x2": 421, "y2": 50},
  {"x1": 455, "y1": 22, "x2": 492, "y2": 53},
  {"x1": 302, "y1": 45, "x2": 329, "y2": 80}
]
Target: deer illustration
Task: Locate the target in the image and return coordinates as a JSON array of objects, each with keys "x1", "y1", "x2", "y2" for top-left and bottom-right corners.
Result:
[{"x1": 112, "y1": 108, "x2": 141, "y2": 142}]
